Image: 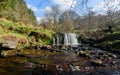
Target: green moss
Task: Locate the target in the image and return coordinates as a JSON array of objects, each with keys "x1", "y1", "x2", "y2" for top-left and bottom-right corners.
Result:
[
  {"x1": 0, "y1": 19, "x2": 54, "y2": 49},
  {"x1": 111, "y1": 40, "x2": 120, "y2": 50}
]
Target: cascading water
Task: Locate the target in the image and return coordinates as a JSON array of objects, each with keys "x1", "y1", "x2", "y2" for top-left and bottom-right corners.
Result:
[
  {"x1": 53, "y1": 33, "x2": 79, "y2": 47},
  {"x1": 64, "y1": 33, "x2": 79, "y2": 47},
  {"x1": 64, "y1": 33, "x2": 69, "y2": 46},
  {"x1": 56, "y1": 36, "x2": 59, "y2": 46}
]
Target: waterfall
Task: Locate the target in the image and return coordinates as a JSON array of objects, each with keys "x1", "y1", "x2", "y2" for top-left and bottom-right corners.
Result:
[
  {"x1": 56, "y1": 36, "x2": 59, "y2": 46},
  {"x1": 53, "y1": 37, "x2": 55, "y2": 46},
  {"x1": 64, "y1": 33, "x2": 79, "y2": 47},
  {"x1": 64, "y1": 33, "x2": 69, "y2": 46},
  {"x1": 53, "y1": 33, "x2": 79, "y2": 47}
]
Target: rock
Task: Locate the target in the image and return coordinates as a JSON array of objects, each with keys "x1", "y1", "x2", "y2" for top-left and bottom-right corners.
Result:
[
  {"x1": 90, "y1": 59, "x2": 102, "y2": 66},
  {"x1": 25, "y1": 62, "x2": 35, "y2": 69},
  {"x1": 1, "y1": 50, "x2": 17, "y2": 57},
  {"x1": 74, "y1": 66, "x2": 80, "y2": 71},
  {"x1": 79, "y1": 51, "x2": 89, "y2": 57},
  {"x1": 69, "y1": 64, "x2": 80, "y2": 71},
  {"x1": 2, "y1": 41, "x2": 17, "y2": 49},
  {"x1": 107, "y1": 53, "x2": 117, "y2": 58},
  {"x1": 60, "y1": 45, "x2": 68, "y2": 50},
  {"x1": 45, "y1": 45, "x2": 52, "y2": 50},
  {"x1": 40, "y1": 45, "x2": 52, "y2": 50}
]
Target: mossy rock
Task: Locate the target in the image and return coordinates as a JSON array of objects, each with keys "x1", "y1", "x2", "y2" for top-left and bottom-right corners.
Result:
[
  {"x1": 1, "y1": 50, "x2": 17, "y2": 57},
  {"x1": 79, "y1": 51, "x2": 89, "y2": 57}
]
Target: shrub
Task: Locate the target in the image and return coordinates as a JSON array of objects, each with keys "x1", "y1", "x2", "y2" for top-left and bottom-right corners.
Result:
[
  {"x1": 99, "y1": 32, "x2": 120, "y2": 42},
  {"x1": 111, "y1": 40, "x2": 120, "y2": 50}
]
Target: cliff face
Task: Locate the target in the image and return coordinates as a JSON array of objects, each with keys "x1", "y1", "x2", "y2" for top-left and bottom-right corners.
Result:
[{"x1": 0, "y1": 0, "x2": 37, "y2": 25}]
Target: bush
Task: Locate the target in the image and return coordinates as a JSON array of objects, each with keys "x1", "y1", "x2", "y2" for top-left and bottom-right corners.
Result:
[
  {"x1": 99, "y1": 32, "x2": 120, "y2": 42},
  {"x1": 111, "y1": 40, "x2": 120, "y2": 50},
  {"x1": 96, "y1": 41, "x2": 112, "y2": 50}
]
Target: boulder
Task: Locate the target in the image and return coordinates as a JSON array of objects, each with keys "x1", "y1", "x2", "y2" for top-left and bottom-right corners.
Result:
[
  {"x1": 79, "y1": 51, "x2": 89, "y2": 57},
  {"x1": 60, "y1": 45, "x2": 68, "y2": 50},
  {"x1": 2, "y1": 41, "x2": 17, "y2": 49},
  {"x1": 40, "y1": 45, "x2": 52, "y2": 50},
  {"x1": 107, "y1": 53, "x2": 117, "y2": 58},
  {"x1": 90, "y1": 59, "x2": 102, "y2": 66}
]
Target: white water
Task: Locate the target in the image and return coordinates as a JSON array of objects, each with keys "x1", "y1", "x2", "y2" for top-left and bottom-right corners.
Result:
[
  {"x1": 64, "y1": 33, "x2": 79, "y2": 47},
  {"x1": 53, "y1": 33, "x2": 79, "y2": 47},
  {"x1": 53, "y1": 37, "x2": 55, "y2": 46}
]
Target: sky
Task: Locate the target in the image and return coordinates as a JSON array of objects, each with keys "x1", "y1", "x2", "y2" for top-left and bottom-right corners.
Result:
[{"x1": 24, "y1": 0, "x2": 120, "y2": 23}]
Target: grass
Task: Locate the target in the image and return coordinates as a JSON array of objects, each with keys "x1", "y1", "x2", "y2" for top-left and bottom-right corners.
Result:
[{"x1": 0, "y1": 19, "x2": 54, "y2": 49}]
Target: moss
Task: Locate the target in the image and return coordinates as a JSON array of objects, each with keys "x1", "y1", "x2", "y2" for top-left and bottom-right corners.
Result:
[
  {"x1": 111, "y1": 40, "x2": 120, "y2": 50},
  {"x1": 79, "y1": 51, "x2": 89, "y2": 57}
]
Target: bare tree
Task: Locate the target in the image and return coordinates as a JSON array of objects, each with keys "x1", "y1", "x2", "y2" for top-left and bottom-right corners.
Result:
[
  {"x1": 99, "y1": 0, "x2": 120, "y2": 33},
  {"x1": 59, "y1": 10, "x2": 79, "y2": 32},
  {"x1": 43, "y1": 5, "x2": 62, "y2": 32}
]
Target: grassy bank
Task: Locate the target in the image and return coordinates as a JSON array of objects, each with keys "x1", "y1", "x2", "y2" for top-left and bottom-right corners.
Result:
[{"x1": 0, "y1": 19, "x2": 54, "y2": 49}]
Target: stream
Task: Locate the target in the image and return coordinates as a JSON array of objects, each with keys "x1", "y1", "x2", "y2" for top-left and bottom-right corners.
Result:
[
  {"x1": 0, "y1": 46, "x2": 120, "y2": 75},
  {"x1": 0, "y1": 32, "x2": 120, "y2": 75}
]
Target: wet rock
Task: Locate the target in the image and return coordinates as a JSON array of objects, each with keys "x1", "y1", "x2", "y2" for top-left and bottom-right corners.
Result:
[
  {"x1": 85, "y1": 67, "x2": 91, "y2": 70},
  {"x1": 107, "y1": 53, "x2": 117, "y2": 58},
  {"x1": 40, "y1": 45, "x2": 52, "y2": 50},
  {"x1": 79, "y1": 51, "x2": 89, "y2": 57},
  {"x1": 2, "y1": 41, "x2": 17, "y2": 49},
  {"x1": 60, "y1": 45, "x2": 68, "y2": 50},
  {"x1": 69, "y1": 64, "x2": 80, "y2": 71},
  {"x1": 75, "y1": 66, "x2": 80, "y2": 71},
  {"x1": 13, "y1": 59, "x2": 27, "y2": 64},
  {"x1": 1, "y1": 50, "x2": 17, "y2": 57},
  {"x1": 56, "y1": 64, "x2": 64, "y2": 73},
  {"x1": 90, "y1": 59, "x2": 102, "y2": 66},
  {"x1": 25, "y1": 62, "x2": 35, "y2": 69}
]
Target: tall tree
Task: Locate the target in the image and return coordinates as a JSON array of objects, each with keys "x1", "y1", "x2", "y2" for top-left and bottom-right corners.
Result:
[
  {"x1": 99, "y1": 0, "x2": 120, "y2": 33},
  {"x1": 59, "y1": 10, "x2": 79, "y2": 32}
]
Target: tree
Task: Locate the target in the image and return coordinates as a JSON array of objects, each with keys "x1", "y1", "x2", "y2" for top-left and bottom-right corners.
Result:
[
  {"x1": 59, "y1": 10, "x2": 80, "y2": 32},
  {"x1": 42, "y1": 5, "x2": 61, "y2": 32},
  {"x1": 99, "y1": 0, "x2": 120, "y2": 33}
]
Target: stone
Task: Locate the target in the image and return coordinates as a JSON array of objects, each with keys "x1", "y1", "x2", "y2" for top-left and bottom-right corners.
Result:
[
  {"x1": 25, "y1": 62, "x2": 35, "y2": 69},
  {"x1": 2, "y1": 41, "x2": 17, "y2": 49},
  {"x1": 40, "y1": 45, "x2": 52, "y2": 50},
  {"x1": 90, "y1": 59, "x2": 102, "y2": 66},
  {"x1": 60, "y1": 45, "x2": 68, "y2": 50},
  {"x1": 1, "y1": 50, "x2": 17, "y2": 57},
  {"x1": 75, "y1": 66, "x2": 80, "y2": 71},
  {"x1": 79, "y1": 51, "x2": 89, "y2": 57}
]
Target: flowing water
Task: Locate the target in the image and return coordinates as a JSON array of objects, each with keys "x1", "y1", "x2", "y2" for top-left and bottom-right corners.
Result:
[
  {"x1": 0, "y1": 33, "x2": 120, "y2": 75},
  {"x1": 64, "y1": 33, "x2": 79, "y2": 47},
  {"x1": 53, "y1": 33, "x2": 79, "y2": 47}
]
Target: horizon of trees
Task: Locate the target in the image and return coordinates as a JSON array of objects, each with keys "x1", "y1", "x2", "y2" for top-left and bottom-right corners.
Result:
[{"x1": 39, "y1": 0, "x2": 120, "y2": 39}]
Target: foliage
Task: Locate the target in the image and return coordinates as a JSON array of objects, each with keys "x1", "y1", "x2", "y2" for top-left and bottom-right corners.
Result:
[
  {"x1": 111, "y1": 40, "x2": 120, "y2": 50},
  {"x1": 0, "y1": 0, "x2": 37, "y2": 25},
  {"x1": 0, "y1": 19, "x2": 54, "y2": 49},
  {"x1": 99, "y1": 32, "x2": 120, "y2": 42},
  {"x1": 94, "y1": 32, "x2": 120, "y2": 51}
]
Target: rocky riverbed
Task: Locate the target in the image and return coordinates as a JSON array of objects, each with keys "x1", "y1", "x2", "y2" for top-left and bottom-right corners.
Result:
[{"x1": 0, "y1": 45, "x2": 120, "y2": 75}]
